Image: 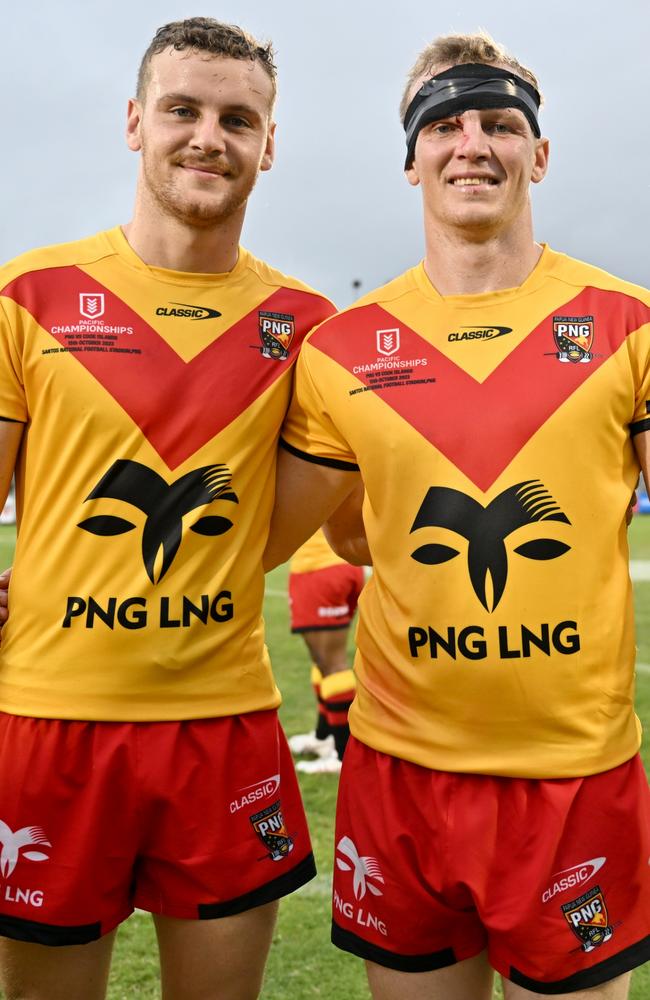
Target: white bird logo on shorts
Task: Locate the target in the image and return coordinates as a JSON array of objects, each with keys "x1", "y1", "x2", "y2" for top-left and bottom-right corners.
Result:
[
  {"x1": 0, "y1": 820, "x2": 52, "y2": 878},
  {"x1": 336, "y1": 835, "x2": 384, "y2": 900}
]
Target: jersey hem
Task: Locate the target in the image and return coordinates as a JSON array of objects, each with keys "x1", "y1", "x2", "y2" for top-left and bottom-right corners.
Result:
[
  {"x1": 347, "y1": 730, "x2": 643, "y2": 780},
  {"x1": 279, "y1": 438, "x2": 359, "y2": 471},
  {"x1": 506, "y1": 934, "x2": 650, "y2": 994},
  {"x1": 0, "y1": 698, "x2": 282, "y2": 723},
  {"x1": 331, "y1": 921, "x2": 459, "y2": 972}
]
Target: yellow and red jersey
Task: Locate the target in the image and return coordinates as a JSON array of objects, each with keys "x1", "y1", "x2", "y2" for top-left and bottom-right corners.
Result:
[
  {"x1": 289, "y1": 528, "x2": 346, "y2": 574},
  {"x1": 282, "y1": 247, "x2": 650, "y2": 778},
  {"x1": 0, "y1": 227, "x2": 334, "y2": 720}
]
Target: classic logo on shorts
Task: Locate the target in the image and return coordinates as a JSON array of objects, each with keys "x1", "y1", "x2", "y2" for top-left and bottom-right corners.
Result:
[
  {"x1": 552, "y1": 315, "x2": 594, "y2": 364},
  {"x1": 410, "y1": 479, "x2": 571, "y2": 611},
  {"x1": 77, "y1": 460, "x2": 238, "y2": 583},
  {"x1": 561, "y1": 885, "x2": 614, "y2": 952},
  {"x1": 230, "y1": 775, "x2": 280, "y2": 814},
  {"x1": 250, "y1": 800, "x2": 294, "y2": 861},
  {"x1": 0, "y1": 820, "x2": 51, "y2": 878},
  {"x1": 376, "y1": 328, "x2": 400, "y2": 357},
  {"x1": 258, "y1": 311, "x2": 295, "y2": 360},
  {"x1": 542, "y1": 857, "x2": 606, "y2": 903},
  {"x1": 79, "y1": 292, "x2": 105, "y2": 319},
  {"x1": 336, "y1": 836, "x2": 384, "y2": 901}
]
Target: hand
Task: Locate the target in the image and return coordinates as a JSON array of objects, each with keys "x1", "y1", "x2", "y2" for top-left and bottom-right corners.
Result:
[{"x1": 0, "y1": 567, "x2": 12, "y2": 628}]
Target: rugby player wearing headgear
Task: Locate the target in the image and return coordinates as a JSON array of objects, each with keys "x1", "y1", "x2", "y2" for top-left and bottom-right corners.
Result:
[
  {"x1": 265, "y1": 30, "x2": 650, "y2": 1000},
  {"x1": 0, "y1": 17, "x2": 334, "y2": 1000}
]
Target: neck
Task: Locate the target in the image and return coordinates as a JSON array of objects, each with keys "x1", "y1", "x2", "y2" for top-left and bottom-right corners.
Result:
[
  {"x1": 422, "y1": 219, "x2": 542, "y2": 296},
  {"x1": 123, "y1": 188, "x2": 245, "y2": 274}
]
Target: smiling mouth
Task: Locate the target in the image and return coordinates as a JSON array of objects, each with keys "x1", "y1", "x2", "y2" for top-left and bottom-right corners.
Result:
[
  {"x1": 450, "y1": 177, "x2": 498, "y2": 187},
  {"x1": 181, "y1": 164, "x2": 229, "y2": 177}
]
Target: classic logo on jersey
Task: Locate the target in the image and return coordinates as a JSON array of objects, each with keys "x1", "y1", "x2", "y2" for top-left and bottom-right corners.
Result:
[
  {"x1": 79, "y1": 292, "x2": 105, "y2": 319},
  {"x1": 0, "y1": 820, "x2": 51, "y2": 878},
  {"x1": 376, "y1": 328, "x2": 400, "y2": 356},
  {"x1": 562, "y1": 886, "x2": 614, "y2": 952},
  {"x1": 77, "y1": 460, "x2": 238, "y2": 583},
  {"x1": 258, "y1": 311, "x2": 295, "y2": 360},
  {"x1": 230, "y1": 775, "x2": 280, "y2": 814},
  {"x1": 410, "y1": 479, "x2": 571, "y2": 611},
  {"x1": 155, "y1": 302, "x2": 222, "y2": 320},
  {"x1": 336, "y1": 836, "x2": 384, "y2": 901},
  {"x1": 542, "y1": 858, "x2": 606, "y2": 904},
  {"x1": 249, "y1": 801, "x2": 294, "y2": 861},
  {"x1": 552, "y1": 315, "x2": 594, "y2": 363},
  {"x1": 448, "y1": 325, "x2": 513, "y2": 343}
]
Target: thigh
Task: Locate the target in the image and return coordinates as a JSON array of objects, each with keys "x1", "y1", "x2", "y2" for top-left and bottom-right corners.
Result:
[
  {"x1": 367, "y1": 950, "x2": 494, "y2": 1000},
  {"x1": 0, "y1": 929, "x2": 116, "y2": 1000},
  {"x1": 154, "y1": 900, "x2": 278, "y2": 1000},
  {"x1": 502, "y1": 969, "x2": 631, "y2": 1000}
]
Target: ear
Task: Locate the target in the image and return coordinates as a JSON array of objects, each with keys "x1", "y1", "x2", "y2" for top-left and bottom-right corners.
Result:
[
  {"x1": 405, "y1": 161, "x2": 421, "y2": 188},
  {"x1": 531, "y1": 136, "x2": 550, "y2": 184},
  {"x1": 126, "y1": 98, "x2": 143, "y2": 153},
  {"x1": 260, "y1": 120, "x2": 276, "y2": 173}
]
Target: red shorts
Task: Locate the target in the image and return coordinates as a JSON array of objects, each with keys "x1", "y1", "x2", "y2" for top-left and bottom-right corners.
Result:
[
  {"x1": 332, "y1": 738, "x2": 650, "y2": 993},
  {"x1": 0, "y1": 710, "x2": 314, "y2": 946},
  {"x1": 289, "y1": 564, "x2": 364, "y2": 632}
]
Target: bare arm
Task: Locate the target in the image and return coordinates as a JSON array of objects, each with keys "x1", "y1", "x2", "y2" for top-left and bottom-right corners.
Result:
[
  {"x1": 263, "y1": 447, "x2": 362, "y2": 571},
  {"x1": 0, "y1": 421, "x2": 23, "y2": 626},
  {"x1": 634, "y1": 430, "x2": 650, "y2": 502},
  {"x1": 323, "y1": 479, "x2": 370, "y2": 566}
]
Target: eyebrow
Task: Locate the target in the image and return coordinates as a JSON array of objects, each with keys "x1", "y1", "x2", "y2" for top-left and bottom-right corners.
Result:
[{"x1": 157, "y1": 93, "x2": 263, "y2": 118}]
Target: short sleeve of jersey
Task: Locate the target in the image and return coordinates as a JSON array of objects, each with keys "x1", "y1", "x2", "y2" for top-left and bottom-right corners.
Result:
[
  {"x1": 629, "y1": 315, "x2": 650, "y2": 432},
  {"x1": 281, "y1": 338, "x2": 358, "y2": 469},
  {"x1": 0, "y1": 295, "x2": 27, "y2": 421}
]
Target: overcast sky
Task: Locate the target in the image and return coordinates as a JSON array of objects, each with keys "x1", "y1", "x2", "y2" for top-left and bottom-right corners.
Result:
[{"x1": 2, "y1": 0, "x2": 648, "y2": 306}]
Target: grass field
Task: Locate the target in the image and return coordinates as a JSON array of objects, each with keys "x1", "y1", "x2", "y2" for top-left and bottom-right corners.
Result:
[{"x1": 0, "y1": 521, "x2": 648, "y2": 997}]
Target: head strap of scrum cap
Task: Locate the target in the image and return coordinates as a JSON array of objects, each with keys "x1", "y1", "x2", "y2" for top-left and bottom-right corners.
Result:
[{"x1": 403, "y1": 63, "x2": 541, "y2": 168}]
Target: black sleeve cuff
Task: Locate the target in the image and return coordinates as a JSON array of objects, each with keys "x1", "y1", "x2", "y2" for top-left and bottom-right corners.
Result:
[{"x1": 279, "y1": 438, "x2": 359, "y2": 472}]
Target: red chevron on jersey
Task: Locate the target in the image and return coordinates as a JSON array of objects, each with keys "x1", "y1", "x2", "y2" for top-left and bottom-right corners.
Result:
[
  {"x1": 311, "y1": 289, "x2": 650, "y2": 490},
  {"x1": 3, "y1": 267, "x2": 329, "y2": 470}
]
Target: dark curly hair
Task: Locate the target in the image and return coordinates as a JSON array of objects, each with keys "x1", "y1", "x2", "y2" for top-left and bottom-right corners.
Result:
[{"x1": 136, "y1": 17, "x2": 276, "y2": 104}]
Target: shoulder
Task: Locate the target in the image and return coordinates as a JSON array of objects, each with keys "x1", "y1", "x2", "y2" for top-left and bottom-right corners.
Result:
[
  {"x1": 305, "y1": 269, "x2": 418, "y2": 346},
  {"x1": 546, "y1": 249, "x2": 650, "y2": 308},
  {"x1": 0, "y1": 231, "x2": 114, "y2": 288},
  {"x1": 242, "y1": 251, "x2": 336, "y2": 320}
]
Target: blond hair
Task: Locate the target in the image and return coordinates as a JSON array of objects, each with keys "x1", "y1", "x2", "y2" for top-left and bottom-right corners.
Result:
[{"x1": 400, "y1": 31, "x2": 541, "y2": 122}]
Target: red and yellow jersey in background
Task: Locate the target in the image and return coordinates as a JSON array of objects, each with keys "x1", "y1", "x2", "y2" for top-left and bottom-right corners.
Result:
[
  {"x1": 282, "y1": 247, "x2": 650, "y2": 778},
  {"x1": 0, "y1": 227, "x2": 334, "y2": 721},
  {"x1": 289, "y1": 528, "x2": 346, "y2": 575}
]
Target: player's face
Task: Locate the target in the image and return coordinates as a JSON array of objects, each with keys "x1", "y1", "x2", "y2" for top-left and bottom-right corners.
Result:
[
  {"x1": 126, "y1": 49, "x2": 275, "y2": 228},
  {"x1": 405, "y1": 80, "x2": 548, "y2": 238}
]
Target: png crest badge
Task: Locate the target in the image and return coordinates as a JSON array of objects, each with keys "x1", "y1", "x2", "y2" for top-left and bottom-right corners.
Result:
[
  {"x1": 561, "y1": 886, "x2": 613, "y2": 952},
  {"x1": 258, "y1": 311, "x2": 295, "y2": 360},
  {"x1": 552, "y1": 315, "x2": 594, "y2": 363},
  {"x1": 250, "y1": 800, "x2": 294, "y2": 861}
]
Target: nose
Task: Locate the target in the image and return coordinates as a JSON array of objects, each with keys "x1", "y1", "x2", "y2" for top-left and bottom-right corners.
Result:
[
  {"x1": 455, "y1": 117, "x2": 490, "y2": 161},
  {"x1": 190, "y1": 115, "x2": 227, "y2": 156}
]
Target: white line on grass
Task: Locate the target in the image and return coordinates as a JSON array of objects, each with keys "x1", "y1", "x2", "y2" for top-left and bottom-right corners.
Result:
[
  {"x1": 637, "y1": 663, "x2": 650, "y2": 674},
  {"x1": 631, "y1": 561, "x2": 650, "y2": 581}
]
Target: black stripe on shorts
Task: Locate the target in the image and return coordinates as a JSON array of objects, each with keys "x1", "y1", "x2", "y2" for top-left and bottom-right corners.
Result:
[
  {"x1": 198, "y1": 851, "x2": 316, "y2": 919},
  {"x1": 508, "y1": 933, "x2": 650, "y2": 995},
  {"x1": 332, "y1": 920, "x2": 457, "y2": 972},
  {"x1": 0, "y1": 912, "x2": 102, "y2": 947}
]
